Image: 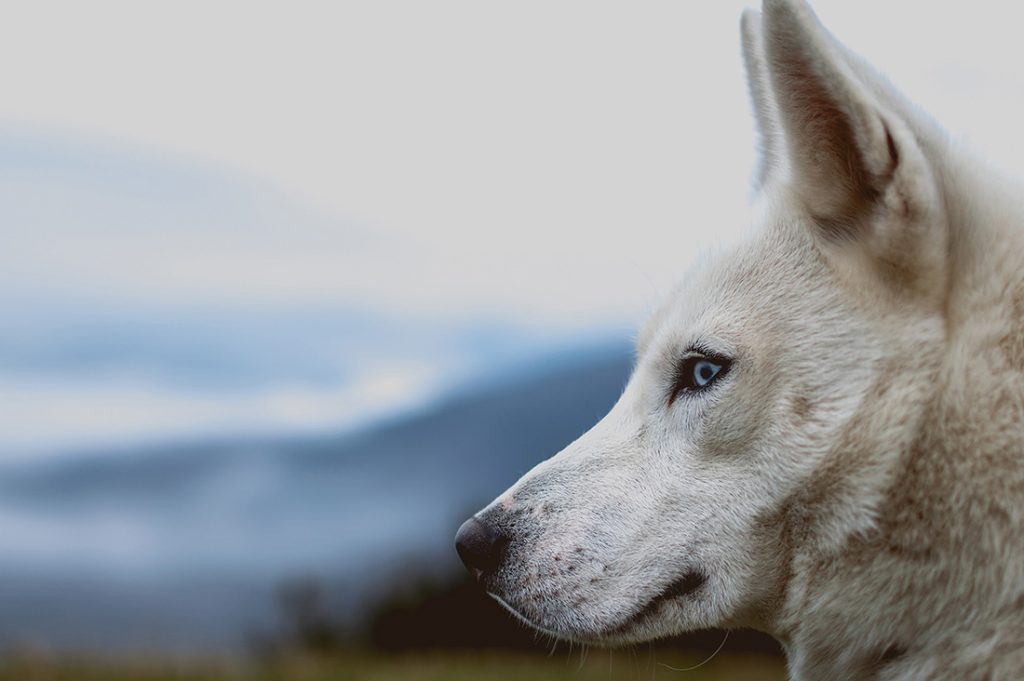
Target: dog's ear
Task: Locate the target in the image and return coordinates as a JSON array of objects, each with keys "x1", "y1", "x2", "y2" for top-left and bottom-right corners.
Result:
[
  {"x1": 741, "y1": 9, "x2": 783, "y2": 193},
  {"x1": 761, "y1": 0, "x2": 893, "y2": 229},
  {"x1": 760, "y1": 0, "x2": 945, "y2": 297}
]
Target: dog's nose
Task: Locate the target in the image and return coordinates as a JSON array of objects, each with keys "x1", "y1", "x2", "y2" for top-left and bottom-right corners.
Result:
[{"x1": 455, "y1": 516, "x2": 507, "y2": 581}]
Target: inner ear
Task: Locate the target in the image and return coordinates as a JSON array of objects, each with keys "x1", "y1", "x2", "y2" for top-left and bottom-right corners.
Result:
[{"x1": 811, "y1": 118, "x2": 901, "y2": 242}]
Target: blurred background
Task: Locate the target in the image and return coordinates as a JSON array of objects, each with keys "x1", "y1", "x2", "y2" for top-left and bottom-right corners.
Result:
[{"x1": 1, "y1": 1, "x2": 1022, "y2": 678}]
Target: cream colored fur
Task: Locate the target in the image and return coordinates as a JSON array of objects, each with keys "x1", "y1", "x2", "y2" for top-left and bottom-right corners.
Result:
[{"x1": 468, "y1": 2, "x2": 1024, "y2": 679}]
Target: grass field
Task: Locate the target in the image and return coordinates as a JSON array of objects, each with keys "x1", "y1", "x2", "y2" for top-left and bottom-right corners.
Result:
[{"x1": 0, "y1": 651, "x2": 787, "y2": 681}]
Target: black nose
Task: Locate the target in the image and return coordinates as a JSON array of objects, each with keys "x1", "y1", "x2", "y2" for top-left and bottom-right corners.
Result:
[{"x1": 455, "y1": 516, "x2": 507, "y2": 581}]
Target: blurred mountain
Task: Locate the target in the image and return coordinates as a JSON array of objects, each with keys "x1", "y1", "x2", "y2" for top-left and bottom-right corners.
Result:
[
  {"x1": 0, "y1": 342, "x2": 632, "y2": 652},
  {"x1": 0, "y1": 297, "x2": 612, "y2": 457}
]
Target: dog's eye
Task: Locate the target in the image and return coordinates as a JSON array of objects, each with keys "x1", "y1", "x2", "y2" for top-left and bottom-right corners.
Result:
[
  {"x1": 670, "y1": 353, "x2": 731, "y2": 404},
  {"x1": 692, "y1": 359, "x2": 721, "y2": 387}
]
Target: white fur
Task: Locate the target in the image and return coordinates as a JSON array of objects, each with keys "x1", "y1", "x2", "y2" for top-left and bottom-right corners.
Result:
[{"x1": 469, "y1": 2, "x2": 1024, "y2": 678}]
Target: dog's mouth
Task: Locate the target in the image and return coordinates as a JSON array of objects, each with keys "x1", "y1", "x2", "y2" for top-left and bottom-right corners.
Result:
[{"x1": 607, "y1": 569, "x2": 708, "y2": 636}]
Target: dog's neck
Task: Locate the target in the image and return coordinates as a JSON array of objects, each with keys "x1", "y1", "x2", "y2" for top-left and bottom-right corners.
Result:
[{"x1": 779, "y1": 150, "x2": 1024, "y2": 681}]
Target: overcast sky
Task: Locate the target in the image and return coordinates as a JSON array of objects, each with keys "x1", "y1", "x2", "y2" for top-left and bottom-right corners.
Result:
[{"x1": 4, "y1": 1, "x2": 1023, "y2": 329}]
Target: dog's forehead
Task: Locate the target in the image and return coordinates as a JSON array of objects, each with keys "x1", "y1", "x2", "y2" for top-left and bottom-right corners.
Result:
[
  {"x1": 636, "y1": 224, "x2": 812, "y2": 361},
  {"x1": 636, "y1": 252, "x2": 744, "y2": 359}
]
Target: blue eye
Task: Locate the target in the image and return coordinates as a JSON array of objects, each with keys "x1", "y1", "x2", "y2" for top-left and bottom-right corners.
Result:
[
  {"x1": 693, "y1": 360, "x2": 721, "y2": 387},
  {"x1": 669, "y1": 352, "x2": 732, "y2": 404}
]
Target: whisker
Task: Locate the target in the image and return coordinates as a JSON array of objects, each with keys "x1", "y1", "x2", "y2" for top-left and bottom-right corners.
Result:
[
  {"x1": 658, "y1": 631, "x2": 730, "y2": 673},
  {"x1": 577, "y1": 642, "x2": 590, "y2": 671}
]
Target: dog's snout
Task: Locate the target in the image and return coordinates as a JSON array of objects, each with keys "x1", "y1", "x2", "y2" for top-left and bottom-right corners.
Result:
[{"x1": 455, "y1": 516, "x2": 508, "y2": 581}]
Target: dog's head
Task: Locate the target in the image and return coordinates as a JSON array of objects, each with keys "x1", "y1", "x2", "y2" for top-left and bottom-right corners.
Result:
[{"x1": 457, "y1": 0, "x2": 950, "y2": 645}]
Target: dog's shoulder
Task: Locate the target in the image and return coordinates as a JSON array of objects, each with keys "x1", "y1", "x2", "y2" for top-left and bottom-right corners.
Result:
[{"x1": 880, "y1": 607, "x2": 1024, "y2": 681}]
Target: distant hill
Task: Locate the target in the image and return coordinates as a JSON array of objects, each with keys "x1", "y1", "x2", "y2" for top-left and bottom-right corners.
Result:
[{"x1": 0, "y1": 343, "x2": 633, "y2": 652}]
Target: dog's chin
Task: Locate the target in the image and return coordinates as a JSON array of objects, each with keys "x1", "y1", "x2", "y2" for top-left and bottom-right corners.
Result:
[
  {"x1": 487, "y1": 594, "x2": 623, "y2": 645},
  {"x1": 487, "y1": 593, "x2": 685, "y2": 647},
  {"x1": 486, "y1": 592, "x2": 583, "y2": 642},
  {"x1": 488, "y1": 569, "x2": 710, "y2": 646}
]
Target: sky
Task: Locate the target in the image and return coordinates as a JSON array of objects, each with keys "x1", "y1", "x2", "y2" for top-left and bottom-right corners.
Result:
[
  {"x1": 4, "y1": 1, "x2": 1024, "y2": 320},
  {"x1": 3, "y1": 1, "x2": 1024, "y2": 457}
]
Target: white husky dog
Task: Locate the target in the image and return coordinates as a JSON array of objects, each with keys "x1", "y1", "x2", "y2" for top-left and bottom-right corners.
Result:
[{"x1": 455, "y1": 1, "x2": 1024, "y2": 678}]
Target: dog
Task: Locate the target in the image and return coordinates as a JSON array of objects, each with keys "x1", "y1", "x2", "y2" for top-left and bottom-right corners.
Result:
[{"x1": 455, "y1": 1, "x2": 1024, "y2": 678}]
